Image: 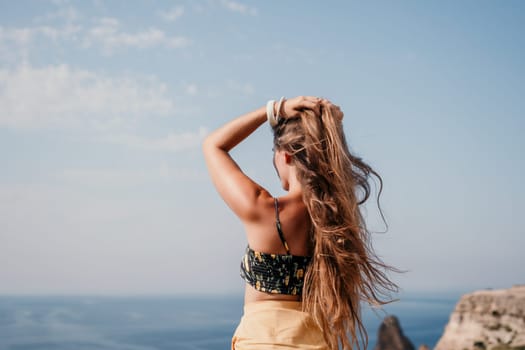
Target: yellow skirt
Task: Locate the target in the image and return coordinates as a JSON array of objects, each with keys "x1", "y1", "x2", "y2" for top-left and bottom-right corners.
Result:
[{"x1": 231, "y1": 300, "x2": 329, "y2": 350}]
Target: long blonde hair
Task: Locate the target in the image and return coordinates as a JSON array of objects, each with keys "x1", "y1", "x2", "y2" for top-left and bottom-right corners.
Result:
[{"x1": 272, "y1": 101, "x2": 399, "y2": 350}]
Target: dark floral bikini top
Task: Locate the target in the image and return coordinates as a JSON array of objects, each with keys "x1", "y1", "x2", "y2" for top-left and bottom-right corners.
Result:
[{"x1": 240, "y1": 198, "x2": 312, "y2": 296}]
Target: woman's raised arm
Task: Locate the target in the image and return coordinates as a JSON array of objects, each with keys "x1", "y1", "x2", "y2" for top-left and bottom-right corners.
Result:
[
  {"x1": 202, "y1": 97, "x2": 322, "y2": 222},
  {"x1": 202, "y1": 105, "x2": 272, "y2": 222}
]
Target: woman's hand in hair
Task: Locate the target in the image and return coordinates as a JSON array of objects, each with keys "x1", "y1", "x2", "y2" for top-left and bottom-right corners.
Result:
[
  {"x1": 279, "y1": 96, "x2": 343, "y2": 121},
  {"x1": 320, "y1": 98, "x2": 344, "y2": 121},
  {"x1": 278, "y1": 95, "x2": 323, "y2": 119}
]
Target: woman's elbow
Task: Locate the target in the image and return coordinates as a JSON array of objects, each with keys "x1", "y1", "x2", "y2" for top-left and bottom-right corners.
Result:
[{"x1": 202, "y1": 134, "x2": 215, "y2": 154}]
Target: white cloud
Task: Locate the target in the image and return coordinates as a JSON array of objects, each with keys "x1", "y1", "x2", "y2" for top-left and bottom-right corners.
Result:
[
  {"x1": 0, "y1": 64, "x2": 176, "y2": 131},
  {"x1": 0, "y1": 24, "x2": 79, "y2": 63},
  {"x1": 36, "y1": 4, "x2": 80, "y2": 24},
  {"x1": 159, "y1": 6, "x2": 185, "y2": 22},
  {"x1": 0, "y1": 24, "x2": 80, "y2": 44},
  {"x1": 0, "y1": 27, "x2": 32, "y2": 45},
  {"x1": 221, "y1": 0, "x2": 258, "y2": 16},
  {"x1": 59, "y1": 168, "x2": 151, "y2": 187},
  {"x1": 203, "y1": 80, "x2": 255, "y2": 98},
  {"x1": 83, "y1": 17, "x2": 190, "y2": 54},
  {"x1": 57, "y1": 161, "x2": 206, "y2": 187},
  {"x1": 104, "y1": 127, "x2": 208, "y2": 152},
  {"x1": 226, "y1": 79, "x2": 255, "y2": 95},
  {"x1": 0, "y1": 11, "x2": 190, "y2": 61},
  {"x1": 50, "y1": 0, "x2": 70, "y2": 5},
  {"x1": 185, "y1": 83, "x2": 198, "y2": 95}
]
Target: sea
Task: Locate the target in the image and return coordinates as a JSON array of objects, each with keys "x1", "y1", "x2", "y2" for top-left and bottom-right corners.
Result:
[{"x1": 0, "y1": 292, "x2": 460, "y2": 350}]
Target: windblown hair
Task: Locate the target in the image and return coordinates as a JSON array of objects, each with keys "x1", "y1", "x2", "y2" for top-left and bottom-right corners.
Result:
[{"x1": 272, "y1": 101, "x2": 400, "y2": 350}]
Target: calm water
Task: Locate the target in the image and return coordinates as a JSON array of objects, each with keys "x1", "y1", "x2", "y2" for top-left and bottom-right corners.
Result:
[{"x1": 0, "y1": 293, "x2": 458, "y2": 350}]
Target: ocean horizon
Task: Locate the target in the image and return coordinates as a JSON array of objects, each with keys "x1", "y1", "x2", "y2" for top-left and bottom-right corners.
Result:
[{"x1": 0, "y1": 292, "x2": 460, "y2": 350}]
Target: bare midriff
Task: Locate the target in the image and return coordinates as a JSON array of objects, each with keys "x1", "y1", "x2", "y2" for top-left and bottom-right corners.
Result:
[{"x1": 244, "y1": 283, "x2": 301, "y2": 304}]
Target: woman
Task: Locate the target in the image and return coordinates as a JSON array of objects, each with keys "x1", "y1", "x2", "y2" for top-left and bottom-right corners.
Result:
[{"x1": 202, "y1": 96, "x2": 398, "y2": 350}]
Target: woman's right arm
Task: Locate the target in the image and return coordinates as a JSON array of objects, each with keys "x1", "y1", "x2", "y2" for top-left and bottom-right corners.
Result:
[
  {"x1": 202, "y1": 105, "x2": 272, "y2": 222},
  {"x1": 202, "y1": 97, "x2": 323, "y2": 222}
]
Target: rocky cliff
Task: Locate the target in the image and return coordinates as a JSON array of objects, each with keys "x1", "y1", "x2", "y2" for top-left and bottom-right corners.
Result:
[
  {"x1": 434, "y1": 285, "x2": 525, "y2": 350},
  {"x1": 374, "y1": 315, "x2": 415, "y2": 350}
]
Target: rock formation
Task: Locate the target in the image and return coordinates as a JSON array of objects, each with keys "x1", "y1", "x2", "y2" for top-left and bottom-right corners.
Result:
[
  {"x1": 374, "y1": 315, "x2": 415, "y2": 350},
  {"x1": 434, "y1": 285, "x2": 525, "y2": 350}
]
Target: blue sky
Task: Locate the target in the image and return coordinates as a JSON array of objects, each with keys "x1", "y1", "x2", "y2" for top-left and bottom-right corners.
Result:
[{"x1": 0, "y1": 0, "x2": 523, "y2": 296}]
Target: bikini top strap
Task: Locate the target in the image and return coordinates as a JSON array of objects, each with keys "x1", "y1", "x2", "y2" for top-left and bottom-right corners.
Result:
[{"x1": 274, "y1": 198, "x2": 291, "y2": 255}]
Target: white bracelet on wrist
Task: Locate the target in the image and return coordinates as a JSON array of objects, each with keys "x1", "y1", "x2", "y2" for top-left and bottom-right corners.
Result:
[
  {"x1": 267, "y1": 96, "x2": 285, "y2": 127},
  {"x1": 266, "y1": 99, "x2": 278, "y2": 127},
  {"x1": 275, "y1": 96, "x2": 285, "y2": 122}
]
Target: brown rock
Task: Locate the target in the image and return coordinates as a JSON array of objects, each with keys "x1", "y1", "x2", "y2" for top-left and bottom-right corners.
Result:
[
  {"x1": 434, "y1": 285, "x2": 525, "y2": 350},
  {"x1": 374, "y1": 315, "x2": 415, "y2": 350}
]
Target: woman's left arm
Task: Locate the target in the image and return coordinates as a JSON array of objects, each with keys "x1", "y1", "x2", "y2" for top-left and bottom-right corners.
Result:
[{"x1": 202, "y1": 105, "x2": 272, "y2": 222}]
